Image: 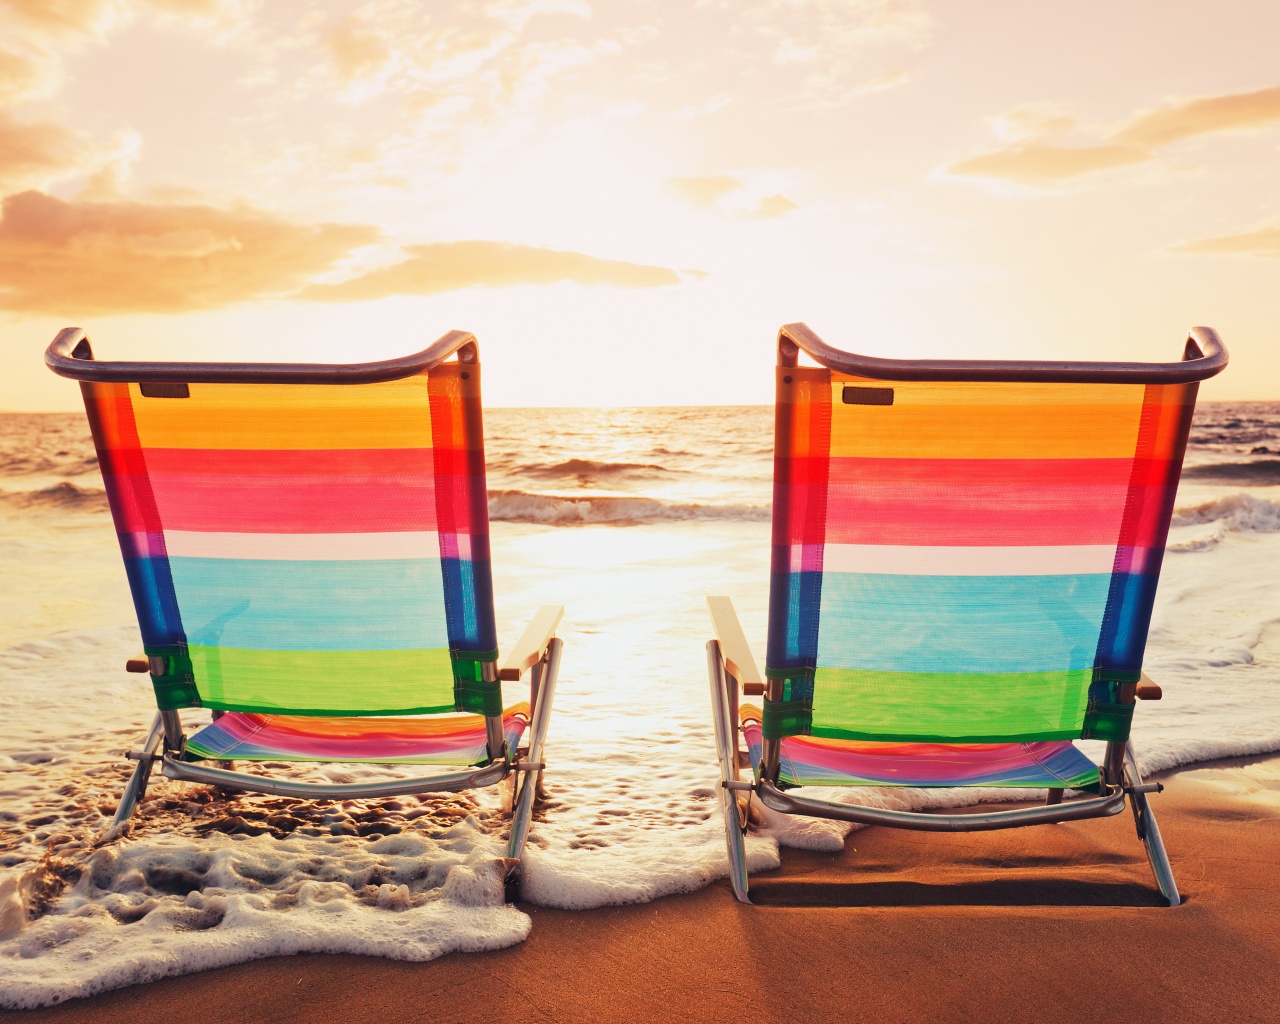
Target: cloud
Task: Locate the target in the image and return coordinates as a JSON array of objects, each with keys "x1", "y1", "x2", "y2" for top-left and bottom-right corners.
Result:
[
  {"x1": 750, "y1": 194, "x2": 799, "y2": 218},
  {"x1": 0, "y1": 113, "x2": 99, "y2": 194},
  {"x1": 667, "y1": 175, "x2": 799, "y2": 219},
  {"x1": 0, "y1": 43, "x2": 58, "y2": 103},
  {"x1": 945, "y1": 85, "x2": 1280, "y2": 188},
  {"x1": 667, "y1": 176, "x2": 743, "y2": 208},
  {"x1": 850, "y1": 69, "x2": 909, "y2": 97},
  {"x1": 747, "y1": 0, "x2": 929, "y2": 105},
  {"x1": 759, "y1": 0, "x2": 930, "y2": 62},
  {"x1": 325, "y1": 17, "x2": 393, "y2": 85},
  {"x1": 1, "y1": 0, "x2": 125, "y2": 36},
  {"x1": 298, "y1": 242, "x2": 683, "y2": 302},
  {"x1": 0, "y1": 191, "x2": 378, "y2": 315},
  {"x1": 1, "y1": 0, "x2": 250, "y2": 36},
  {"x1": 1168, "y1": 223, "x2": 1280, "y2": 258},
  {"x1": 946, "y1": 142, "x2": 1147, "y2": 187},
  {"x1": 1115, "y1": 86, "x2": 1280, "y2": 148},
  {"x1": 306, "y1": 0, "x2": 597, "y2": 108}
]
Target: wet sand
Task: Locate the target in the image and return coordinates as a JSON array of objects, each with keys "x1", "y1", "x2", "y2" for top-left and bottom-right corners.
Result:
[{"x1": 5, "y1": 760, "x2": 1280, "y2": 1024}]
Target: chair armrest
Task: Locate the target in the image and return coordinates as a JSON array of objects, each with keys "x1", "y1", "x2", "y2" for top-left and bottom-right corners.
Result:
[
  {"x1": 498, "y1": 606, "x2": 564, "y2": 681},
  {"x1": 706, "y1": 597, "x2": 764, "y2": 694},
  {"x1": 1136, "y1": 672, "x2": 1162, "y2": 701}
]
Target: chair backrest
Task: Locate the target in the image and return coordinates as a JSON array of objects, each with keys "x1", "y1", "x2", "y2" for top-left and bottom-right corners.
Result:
[
  {"x1": 49, "y1": 330, "x2": 499, "y2": 719},
  {"x1": 764, "y1": 324, "x2": 1227, "y2": 747}
]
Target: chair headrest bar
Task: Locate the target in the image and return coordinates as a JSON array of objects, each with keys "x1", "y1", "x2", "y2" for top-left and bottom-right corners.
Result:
[
  {"x1": 778, "y1": 322, "x2": 1228, "y2": 385},
  {"x1": 45, "y1": 327, "x2": 479, "y2": 384}
]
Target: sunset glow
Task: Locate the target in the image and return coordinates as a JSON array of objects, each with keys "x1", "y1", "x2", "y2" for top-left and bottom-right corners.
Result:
[{"x1": 2, "y1": 0, "x2": 1278, "y2": 409}]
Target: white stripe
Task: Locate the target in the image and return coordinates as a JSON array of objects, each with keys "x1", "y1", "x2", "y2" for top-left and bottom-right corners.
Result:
[
  {"x1": 164, "y1": 530, "x2": 440, "y2": 561},
  {"x1": 822, "y1": 543, "x2": 1116, "y2": 576}
]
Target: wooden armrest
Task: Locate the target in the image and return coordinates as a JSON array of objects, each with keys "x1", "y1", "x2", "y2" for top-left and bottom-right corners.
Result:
[
  {"x1": 125, "y1": 656, "x2": 149, "y2": 673},
  {"x1": 498, "y1": 605, "x2": 564, "y2": 681},
  {"x1": 706, "y1": 596, "x2": 764, "y2": 693},
  {"x1": 1136, "y1": 672, "x2": 1162, "y2": 701}
]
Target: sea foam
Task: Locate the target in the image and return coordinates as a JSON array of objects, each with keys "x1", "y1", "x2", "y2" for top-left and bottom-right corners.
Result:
[{"x1": 0, "y1": 827, "x2": 529, "y2": 1009}]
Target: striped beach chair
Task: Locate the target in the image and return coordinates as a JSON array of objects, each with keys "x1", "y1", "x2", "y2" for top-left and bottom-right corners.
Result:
[
  {"x1": 707, "y1": 323, "x2": 1228, "y2": 905},
  {"x1": 45, "y1": 328, "x2": 562, "y2": 882}
]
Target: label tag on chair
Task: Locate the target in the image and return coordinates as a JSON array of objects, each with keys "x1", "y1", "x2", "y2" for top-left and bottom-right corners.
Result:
[
  {"x1": 140, "y1": 382, "x2": 190, "y2": 398},
  {"x1": 842, "y1": 386, "x2": 894, "y2": 406}
]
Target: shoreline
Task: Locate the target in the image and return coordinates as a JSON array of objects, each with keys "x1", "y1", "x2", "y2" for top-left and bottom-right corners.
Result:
[{"x1": 4, "y1": 757, "x2": 1279, "y2": 1023}]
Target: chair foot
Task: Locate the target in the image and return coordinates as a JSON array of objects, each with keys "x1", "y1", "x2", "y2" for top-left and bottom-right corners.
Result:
[
  {"x1": 1125, "y1": 743, "x2": 1180, "y2": 906},
  {"x1": 708, "y1": 640, "x2": 751, "y2": 903},
  {"x1": 505, "y1": 638, "x2": 561, "y2": 867},
  {"x1": 503, "y1": 860, "x2": 523, "y2": 904},
  {"x1": 722, "y1": 803, "x2": 752, "y2": 904},
  {"x1": 112, "y1": 755, "x2": 155, "y2": 827},
  {"x1": 111, "y1": 712, "x2": 165, "y2": 828}
]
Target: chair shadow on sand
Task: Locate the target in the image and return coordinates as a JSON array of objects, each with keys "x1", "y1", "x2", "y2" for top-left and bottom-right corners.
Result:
[{"x1": 746, "y1": 877, "x2": 1170, "y2": 908}]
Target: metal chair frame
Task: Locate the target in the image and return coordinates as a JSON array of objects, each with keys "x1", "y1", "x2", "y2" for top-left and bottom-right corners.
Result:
[
  {"x1": 46, "y1": 328, "x2": 564, "y2": 885},
  {"x1": 705, "y1": 323, "x2": 1229, "y2": 906}
]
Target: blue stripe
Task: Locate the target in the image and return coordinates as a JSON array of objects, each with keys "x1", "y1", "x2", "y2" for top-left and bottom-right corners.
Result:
[
  {"x1": 121, "y1": 552, "x2": 185, "y2": 647},
  {"x1": 1096, "y1": 569, "x2": 1162, "y2": 675},
  {"x1": 766, "y1": 564, "x2": 823, "y2": 678},
  {"x1": 816, "y1": 572, "x2": 1111, "y2": 674},
  {"x1": 167, "y1": 557, "x2": 450, "y2": 651},
  {"x1": 442, "y1": 554, "x2": 497, "y2": 654}
]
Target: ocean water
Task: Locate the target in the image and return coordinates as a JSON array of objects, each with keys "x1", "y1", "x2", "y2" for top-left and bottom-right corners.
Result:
[{"x1": 2, "y1": 402, "x2": 1279, "y2": 1006}]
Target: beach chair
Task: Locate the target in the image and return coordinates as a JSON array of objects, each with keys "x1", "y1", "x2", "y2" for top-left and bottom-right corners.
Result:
[
  {"x1": 707, "y1": 323, "x2": 1228, "y2": 906},
  {"x1": 45, "y1": 328, "x2": 562, "y2": 885}
]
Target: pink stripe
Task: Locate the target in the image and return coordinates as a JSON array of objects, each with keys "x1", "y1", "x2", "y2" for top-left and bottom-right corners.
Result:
[
  {"x1": 191, "y1": 710, "x2": 528, "y2": 763},
  {"x1": 137, "y1": 448, "x2": 439, "y2": 534},
  {"x1": 145, "y1": 473, "x2": 438, "y2": 534},
  {"x1": 742, "y1": 721, "x2": 1093, "y2": 786},
  {"x1": 824, "y1": 458, "x2": 1135, "y2": 547}
]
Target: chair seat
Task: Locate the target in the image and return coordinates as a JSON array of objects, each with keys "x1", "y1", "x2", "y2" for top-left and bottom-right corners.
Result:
[
  {"x1": 740, "y1": 706, "x2": 1099, "y2": 790},
  {"x1": 185, "y1": 703, "x2": 531, "y2": 766}
]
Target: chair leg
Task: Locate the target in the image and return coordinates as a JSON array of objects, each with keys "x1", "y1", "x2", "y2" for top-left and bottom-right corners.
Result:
[
  {"x1": 505, "y1": 637, "x2": 562, "y2": 896},
  {"x1": 707, "y1": 641, "x2": 751, "y2": 903},
  {"x1": 111, "y1": 712, "x2": 165, "y2": 827},
  {"x1": 1124, "y1": 742, "x2": 1180, "y2": 907}
]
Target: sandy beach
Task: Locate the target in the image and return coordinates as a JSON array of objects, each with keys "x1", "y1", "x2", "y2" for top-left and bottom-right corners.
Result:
[{"x1": 6, "y1": 758, "x2": 1278, "y2": 1024}]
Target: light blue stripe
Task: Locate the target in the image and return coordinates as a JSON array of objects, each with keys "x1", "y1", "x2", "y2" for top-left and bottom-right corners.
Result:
[
  {"x1": 168, "y1": 557, "x2": 450, "y2": 651},
  {"x1": 816, "y1": 572, "x2": 1110, "y2": 673}
]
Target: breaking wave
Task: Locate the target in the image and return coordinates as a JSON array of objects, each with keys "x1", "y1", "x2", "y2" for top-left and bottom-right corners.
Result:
[
  {"x1": 487, "y1": 489, "x2": 769, "y2": 525},
  {"x1": 0, "y1": 482, "x2": 108, "y2": 510},
  {"x1": 1168, "y1": 493, "x2": 1280, "y2": 551},
  {"x1": 1172, "y1": 493, "x2": 1280, "y2": 533},
  {"x1": 511, "y1": 459, "x2": 677, "y2": 484},
  {"x1": 1182, "y1": 460, "x2": 1280, "y2": 485}
]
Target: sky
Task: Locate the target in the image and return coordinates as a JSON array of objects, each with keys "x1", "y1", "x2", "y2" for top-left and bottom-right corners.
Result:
[{"x1": 1, "y1": 0, "x2": 1277, "y2": 410}]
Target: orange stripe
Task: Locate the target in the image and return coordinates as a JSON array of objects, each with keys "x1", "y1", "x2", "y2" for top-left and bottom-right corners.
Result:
[
  {"x1": 129, "y1": 374, "x2": 436, "y2": 450},
  {"x1": 828, "y1": 378, "x2": 1149, "y2": 459},
  {"x1": 261, "y1": 702, "x2": 531, "y2": 740}
]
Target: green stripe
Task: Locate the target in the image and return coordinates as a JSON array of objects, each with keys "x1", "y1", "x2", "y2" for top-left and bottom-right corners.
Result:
[
  {"x1": 1081, "y1": 700, "x2": 1135, "y2": 742},
  {"x1": 189, "y1": 645, "x2": 456, "y2": 716},
  {"x1": 198, "y1": 699, "x2": 457, "y2": 717},
  {"x1": 144, "y1": 644, "x2": 198, "y2": 710},
  {"x1": 810, "y1": 725, "x2": 1083, "y2": 743},
  {"x1": 762, "y1": 698, "x2": 812, "y2": 740},
  {"x1": 810, "y1": 667, "x2": 1092, "y2": 743}
]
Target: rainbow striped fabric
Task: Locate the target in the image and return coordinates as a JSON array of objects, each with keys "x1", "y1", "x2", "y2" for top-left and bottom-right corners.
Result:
[
  {"x1": 185, "y1": 704, "x2": 530, "y2": 766},
  {"x1": 765, "y1": 371, "x2": 1197, "y2": 777},
  {"x1": 81, "y1": 364, "x2": 501, "y2": 724},
  {"x1": 740, "y1": 707, "x2": 1099, "y2": 789}
]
